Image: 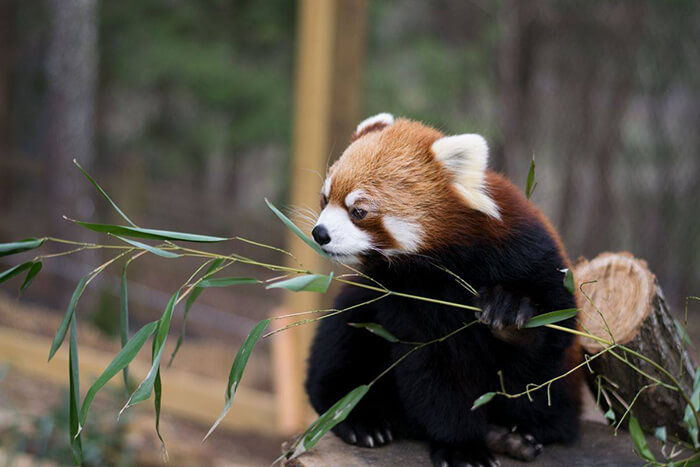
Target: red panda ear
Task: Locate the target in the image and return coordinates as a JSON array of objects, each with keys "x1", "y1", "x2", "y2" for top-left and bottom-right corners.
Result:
[
  {"x1": 431, "y1": 134, "x2": 501, "y2": 220},
  {"x1": 352, "y1": 113, "x2": 394, "y2": 140}
]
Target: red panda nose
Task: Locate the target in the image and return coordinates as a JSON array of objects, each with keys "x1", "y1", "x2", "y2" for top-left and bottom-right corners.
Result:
[{"x1": 312, "y1": 225, "x2": 331, "y2": 245}]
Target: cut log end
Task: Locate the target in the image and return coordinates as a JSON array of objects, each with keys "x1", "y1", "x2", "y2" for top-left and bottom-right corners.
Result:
[{"x1": 575, "y1": 252, "x2": 657, "y2": 352}]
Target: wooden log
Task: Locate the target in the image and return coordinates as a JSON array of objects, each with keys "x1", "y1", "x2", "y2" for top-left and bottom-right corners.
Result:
[
  {"x1": 281, "y1": 421, "x2": 655, "y2": 466},
  {"x1": 574, "y1": 252, "x2": 696, "y2": 439}
]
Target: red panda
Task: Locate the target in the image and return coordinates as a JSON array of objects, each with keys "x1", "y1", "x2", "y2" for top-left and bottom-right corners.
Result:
[{"x1": 305, "y1": 113, "x2": 583, "y2": 466}]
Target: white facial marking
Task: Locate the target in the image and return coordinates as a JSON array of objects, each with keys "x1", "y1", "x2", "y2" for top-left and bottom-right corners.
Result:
[
  {"x1": 431, "y1": 134, "x2": 501, "y2": 220},
  {"x1": 344, "y1": 189, "x2": 366, "y2": 208},
  {"x1": 315, "y1": 205, "x2": 372, "y2": 259},
  {"x1": 322, "y1": 176, "x2": 332, "y2": 197},
  {"x1": 356, "y1": 113, "x2": 394, "y2": 135},
  {"x1": 383, "y1": 216, "x2": 424, "y2": 253}
]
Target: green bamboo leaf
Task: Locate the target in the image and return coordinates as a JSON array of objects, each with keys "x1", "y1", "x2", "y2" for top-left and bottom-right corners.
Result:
[
  {"x1": 525, "y1": 157, "x2": 536, "y2": 200},
  {"x1": 654, "y1": 426, "x2": 667, "y2": 444},
  {"x1": 169, "y1": 259, "x2": 225, "y2": 366},
  {"x1": 265, "y1": 198, "x2": 327, "y2": 257},
  {"x1": 348, "y1": 322, "x2": 399, "y2": 343},
  {"x1": 204, "y1": 319, "x2": 270, "y2": 441},
  {"x1": 78, "y1": 321, "x2": 158, "y2": 431},
  {"x1": 524, "y1": 308, "x2": 578, "y2": 328},
  {"x1": 471, "y1": 392, "x2": 496, "y2": 411},
  {"x1": 562, "y1": 268, "x2": 575, "y2": 295},
  {"x1": 287, "y1": 385, "x2": 370, "y2": 460},
  {"x1": 0, "y1": 237, "x2": 45, "y2": 257},
  {"x1": 628, "y1": 416, "x2": 655, "y2": 462},
  {"x1": 683, "y1": 378, "x2": 700, "y2": 447},
  {"x1": 73, "y1": 159, "x2": 137, "y2": 227},
  {"x1": 120, "y1": 263, "x2": 130, "y2": 398},
  {"x1": 19, "y1": 261, "x2": 42, "y2": 294},
  {"x1": 49, "y1": 275, "x2": 90, "y2": 361},
  {"x1": 197, "y1": 277, "x2": 260, "y2": 288},
  {"x1": 68, "y1": 316, "x2": 83, "y2": 465},
  {"x1": 604, "y1": 408, "x2": 616, "y2": 422},
  {"x1": 121, "y1": 291, "x2": 178, "y2": 412},
  {"x1": 0, "y1": 262, "x2": 33, "y2": 284},
  {"x1": 69, "y1": 219, "x2": 228, "y2": 243},
  {"x1": 266, "y1": 273, "x2": 333, "y2": 293},
  {"x1": 154, "y1": 367, "x2": 166, "y2": 454},
  {"x1": 114, "y1": 235, "x2": 180, "y2": 258}
]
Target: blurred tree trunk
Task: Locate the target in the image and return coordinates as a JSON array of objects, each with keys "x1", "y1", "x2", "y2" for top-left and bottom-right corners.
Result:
[
  {"x1": 0, "y1": 0, "x2": 12, "y2": 210},
  {"x1": 496, "y1": 0, "x2": 541, "y2": 177},
  {"x1": 45, "y1": 0, "x2": 98, "y2": 240}
]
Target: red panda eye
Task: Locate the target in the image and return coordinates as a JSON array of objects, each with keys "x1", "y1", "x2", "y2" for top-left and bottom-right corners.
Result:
[
  {"x1": 320, "y1": 194, "x2": 328, "y2": 209},
  {"x1": 351, "y1": 207, "x2": 367, "y2": 220}
]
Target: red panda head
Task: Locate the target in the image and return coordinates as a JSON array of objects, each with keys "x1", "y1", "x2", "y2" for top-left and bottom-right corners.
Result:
[{"x1": 311, "y1": 113, "x2": 502, "y2": 264}]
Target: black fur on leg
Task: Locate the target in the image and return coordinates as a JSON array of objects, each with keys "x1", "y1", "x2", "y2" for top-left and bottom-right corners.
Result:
[
  {"x1": 486, "y1": 425, "x2": 542, "y2": 462},
  {"x1": 430, "y1": 440, "x2": 501, "y2": 467}
]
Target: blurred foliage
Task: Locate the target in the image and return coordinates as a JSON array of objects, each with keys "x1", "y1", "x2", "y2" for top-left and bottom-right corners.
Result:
[{"x1": 99, "y1": 0, "x2": 295, "y2": 178}]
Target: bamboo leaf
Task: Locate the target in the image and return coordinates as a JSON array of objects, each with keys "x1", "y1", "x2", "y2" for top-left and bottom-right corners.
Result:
[
  {"x1": 628, "y1": 416, "x2": 655, "y2": 462},
  {"x1": 69, "y1": 219, "x2": 228, "y2": 243},
  {"x1": 654, "y1": 426, "x2": 667, "y2": 444},
  {"x1": 114, "y1": 235, "x2": 180, "y2": 258},
  {"x1": 204, "y1": 319, "x2": 269, "y2": 441},
  {"x1": 683, "y1": 379, "x2": 700, "y2": 447},
  {"x1": 287, "y1": 385, "x2": 370, "y2": 460},
  {"x1": 0, "y1": 237, "x2": 45, "y2": 257},
  {"x1": 0, "y1": 262, "x2": 33, "y2": 284},
  {"x1": 121, "y1": 291, "x2": 178, "y2": 412},
  {"x1": 20, "y1": 261, "x2": 42, "y2": 294},
  {"x1": 604, "y1": 408, "x2": 616, "y2": 422},
  {"x1": 73, "y1": 159, "x2": 137, "y2": 227},
  {"x1": 265, "y1": 198, "x2": 327, "y2": 257},
  {"x1": 49, "y1": 275, "x2": 90, "y2": 361},
  {"x1": 348, "y1": 322, "x2": 399, "y2": 343},
  {"x1": 197, "y1": 277, "x2": 260, "y2": 288},
  {"x1": 68, "y1": 316, "x2": 83, "y2": 465},
  {"x1": 524, "y1": 308, "x2": 578, "y2": 328},
  {"x1": 266, "y1": 273, "x2": 333, "y2": 293},
  {"x1": 79, "y1": 321, "x2": 158, "y2": 431},
  {"x1": 471, "y1": 392, "x2": 496, "y2": 411},
  {"x1": 154, "y1": 356, "x2": 166, "y2": 456},
  {"x1": 525, "y1": 157, "x2": 536, "y2": 200},
  {"x1": 169, "y1": 259, "x2": 225, "y2": 366},
  {"x1": 562, "y1": 268, "x2": 575, "y2": 295}
]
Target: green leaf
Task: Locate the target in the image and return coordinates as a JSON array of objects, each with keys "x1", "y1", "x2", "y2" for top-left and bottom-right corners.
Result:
[
  {"x1": 120, "y1": 263, "x2": 130, "y2": 398},
  {"x1": 524, "y1": 308, "x2": 578, "y2": 328},
  {"x1": 628, "y1": 416, "x2": 655, "y2": 462},
  {"x1": 266, "y1": 273, "x2": 333, "y2": 293},
  {"x1": 604, "y1": 408, "x2": 616, "y2": 422},
  {"x1": 348, "y1": 323, "x2": 399, "y2": 343},
  {"x1": 562, "y1": 268, "x2": 575, "y2": 295},
  {"x1": 73, "y1": 159, "x2": 137, "y2": 227},
  {"x1": 154, "y1": 367, "x2": 165, "y2": 453},
  {"x1": 169, "y1": 259, "x2": 225, "y2": 366},
  {"x1": 121, "y1": 291, "x2": 178, "y2": 412},
  {"x1": 471, "y1": 392, "x2": 496, "y2": 411},
  {"x1": 0, "y1": 262, "x2": 33, "y2": 284},
  {"x1": 197, "y1": 277, "x2": 260, "y2": 288},
  {"x1": 525, "y1": 157, "x2": 536, "y2": 200},
  {"x1": 654, "y1": 426, "x2": 667, "y2": 444},
  {"x1": 79, "y1": 321, "x2": 158, "y2": 431},
  {"x1": 49, "y1": 275, "x2": 90, "y2": 361},
  {"x1": 0, "y1": 237, "x2": 45, "y2": 257},
  {"x1": 68, "y1": 315, "x2": 83, "y2": 465},
  {"x1": 20, "y1": 261, "x2": 42, "y2": 294},
  {"x1": 287, "y1": 385, "x2": 370, "y2": 460},
  {"x1": 204, "y1": 319, "x2": 270, "y2": 441},
  {"x1": 683, "y1": 376, "x2": 700, "y2": 447},
  {"x1": 265, "y1": 198, "x2": 327, "y2": 257},
  {"x1": 114, "y1": 235, "x2": 180, "y2": 258},
  {"x1": 69, "y1": 219, "x2": 228, "y2": 243}
]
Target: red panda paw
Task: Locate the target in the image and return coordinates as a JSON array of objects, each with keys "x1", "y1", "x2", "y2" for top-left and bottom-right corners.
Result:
[
  {"x1": 477, "y1": 285, "x2": 535, "y2": 330},
  {"x1": 332, "y1": 419, "x2": 393, "y2": 448}
]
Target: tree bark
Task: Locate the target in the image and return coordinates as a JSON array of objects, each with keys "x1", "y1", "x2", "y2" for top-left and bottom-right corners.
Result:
[
  {"x1": 575, "y1": 252, "x2": 696, "y2": 439},
  {"x1": 45, "y1": 0, "x2": 98, "y2": 238}
]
